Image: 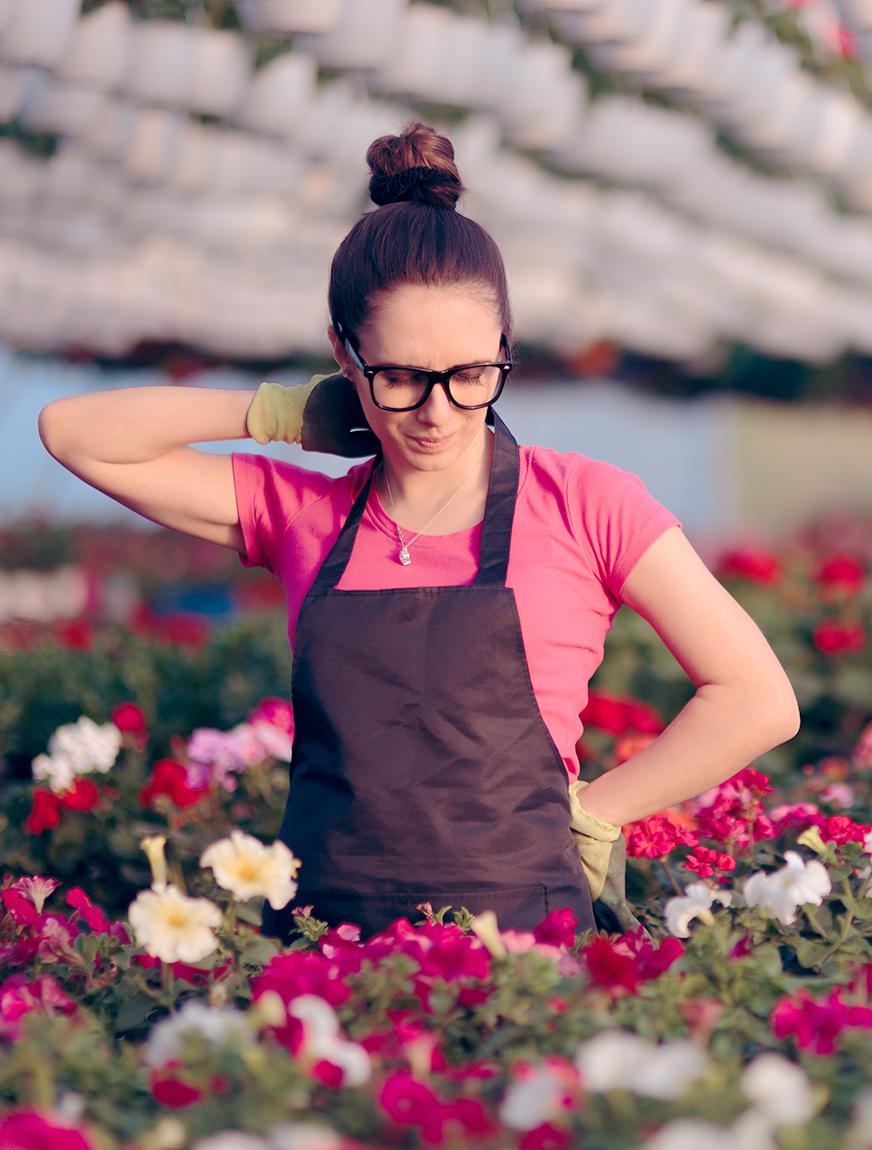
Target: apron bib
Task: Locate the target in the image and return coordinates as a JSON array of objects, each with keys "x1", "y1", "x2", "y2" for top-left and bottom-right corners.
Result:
[{"x1": 261, "y1": 411, "x2": 594, "y2": 942}]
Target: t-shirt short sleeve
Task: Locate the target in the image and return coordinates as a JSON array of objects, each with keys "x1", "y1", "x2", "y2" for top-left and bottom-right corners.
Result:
[
  {"x1": 230, "y1": 451, "x2": 334, "y2": 575},
  {"x1": 578, "y1": 458, "x2": 683, "y2": 601}
]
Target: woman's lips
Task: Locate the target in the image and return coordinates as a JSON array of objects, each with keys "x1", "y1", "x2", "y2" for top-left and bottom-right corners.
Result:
[{"x1": 408, "y1": 432, "x2": 455, "y2": 450}]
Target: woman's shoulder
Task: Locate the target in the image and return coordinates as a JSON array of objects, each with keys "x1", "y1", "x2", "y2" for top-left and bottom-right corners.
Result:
[
  {"x1": 519, "y1": 440, "x2": 643, "y2": 495},
  {"x1": 232, "y1": 451, "x2": 373, "y2": 509}
]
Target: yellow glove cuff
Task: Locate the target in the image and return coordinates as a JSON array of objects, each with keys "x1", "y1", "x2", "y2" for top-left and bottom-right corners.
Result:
[
  {"x1": 245, "y1": 375, "x2": 326, "y2": 446},
  {"x1": 568, "y1": 779, "x2": 622, "y2": 841}
]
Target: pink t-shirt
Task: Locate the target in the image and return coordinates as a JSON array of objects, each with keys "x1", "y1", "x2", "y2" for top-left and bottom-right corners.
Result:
[{"x1": 231, "y1": 440, "x2": 682, "y2": 781}]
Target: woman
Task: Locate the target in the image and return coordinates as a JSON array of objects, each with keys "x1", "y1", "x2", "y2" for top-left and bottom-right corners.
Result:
[{"x1": 38, "y1": 121, "x2": 800, "y2": 945}]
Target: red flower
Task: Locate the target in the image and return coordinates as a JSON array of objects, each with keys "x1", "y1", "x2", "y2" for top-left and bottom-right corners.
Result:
[
  {"x1": 0, "y1": 1112, "x2": 95, "y2": 1150},
  {"x1": 813, "y1": 620, "x2": 865, "y2": 655},
  {"x1": 683, "y1": 845, "x2": 736, "y2": 881},
  {"x1": 580, "y1": 691, "x2": 664, "y2": 736},
  {"x1": 65, "y1": 888, "x2": 110, "y2": 933},
  {"x1": 51, "y1": 618, "x2": 93, "y2": 650},
  {"x1": 139, "y1": 759, "x2": 207, "y2": 809},
  {"x1": 149, "y1": 1068, "x2": 202, "y2": 1108},
  {"x1": 716, "y1": 547, "x2": 782, "y2": 585},
  {"x1": 111, "y1": 701, "x2": 149, "y2": 749},
  {"x1": 815, "y1": 554, "x2": 865, "y2": 595},
  {"x1": 131, "y1": 954, "x2": 231, "y2": 985},
  {"x1": 771, "y1": 987, "x2": 872, "y2": 1055},
  {"x1": 582, "y1": 929, "x2": 683, "y2": 996},
  {"x1": 25, "y1": 789, "x2": 62, "y2": 835},
  {"x1": 59, "y1": 778, "x2": 100, "y2": 812},
  {"x1": 625, "y1": 812, "x2": 699, "y2": 858}
]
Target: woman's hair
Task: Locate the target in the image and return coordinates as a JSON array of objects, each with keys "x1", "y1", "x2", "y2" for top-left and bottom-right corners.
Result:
[{"x1": 327, "y1": 120, "x2": 512, "y2": 345}]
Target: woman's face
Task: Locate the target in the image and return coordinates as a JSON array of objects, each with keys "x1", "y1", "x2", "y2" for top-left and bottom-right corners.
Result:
[{"x1": 328, "y1": 284, "x2": 504, "y2": 476}]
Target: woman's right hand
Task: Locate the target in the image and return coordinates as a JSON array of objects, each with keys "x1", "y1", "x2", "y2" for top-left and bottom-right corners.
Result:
[{"x1": 248, "y1": 373, "x2": 379, "y2": 457}]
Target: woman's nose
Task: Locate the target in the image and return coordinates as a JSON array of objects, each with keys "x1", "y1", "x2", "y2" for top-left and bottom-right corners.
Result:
[{"x1": 416, "y1": 380, "x2": 454, "y2": 424}]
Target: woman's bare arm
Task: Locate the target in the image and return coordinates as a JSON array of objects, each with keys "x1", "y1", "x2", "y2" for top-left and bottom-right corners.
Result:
[
  {"x1": 579, "y1": 525, "x2": 801, "y2": 827},
  {"x1": 37, "y1": 386, "x2": 255, "y2": 554}
]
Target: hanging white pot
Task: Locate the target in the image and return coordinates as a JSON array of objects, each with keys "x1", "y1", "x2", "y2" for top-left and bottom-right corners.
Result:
[
  {"x1": 126, "y1": 21, "x2": 195, "y2": 108},
  {"x1": 500, "y1": 38, "x2": 586, "y2": 151},
  {"x1": 237, "y1": 51, "x2": 316, "y2": 139},
  {"x1": 0, "y1": 0, "x2": 80, "y2": 67},
  {"x1": 0, "y1": 63, "x2": 30, "y2": 121},
  {"x1": 298, "y1": 0, "x2": 405, "y2": 71},
  {"x1": 83, "y1": 96, "x2": 140, "y2": 161},
  {"x1": 370, "y1": 4, "x2": 453, "y2": 102},
  {"x1": 236, "y1": 0, "x2": 343, "y2": 35},
  {"x1": 188, "y1": 28, "x2": 253, "y2": 118},
  {"x1": 57, "y1": 1, "x2": 130, "y2": 89},
  {"x1": 19, "y1": 74, "x2": 105, "y2": 137},
  {"x1": 124, "y1": 109, "x2": 184, "y2": 184}
]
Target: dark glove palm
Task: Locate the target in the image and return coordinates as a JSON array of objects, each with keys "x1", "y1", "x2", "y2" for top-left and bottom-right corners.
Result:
[
  {"x1": 301, "y1": 373, "x2": 380, "y2": 457},
  {"x1": 591, "y1": 831, "x2": 650, "y2": 938}
]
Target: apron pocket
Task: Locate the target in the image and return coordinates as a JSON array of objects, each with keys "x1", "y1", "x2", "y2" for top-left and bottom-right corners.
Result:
[{"x1": 296, "y1": 883, "x2": 550, "y2": 939}]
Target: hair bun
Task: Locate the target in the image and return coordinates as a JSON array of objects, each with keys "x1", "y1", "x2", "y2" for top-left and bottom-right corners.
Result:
[{"x1": 366, "y1": 121, "x2": 465, "y2": 210}]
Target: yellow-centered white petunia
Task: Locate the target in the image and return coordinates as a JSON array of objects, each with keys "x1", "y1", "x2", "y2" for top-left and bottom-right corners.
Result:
[
  {"x1": 199, "y1": 829, "x2": 301, "y2": 909},
  {"x1": 128, "y1": 883, "x2": 223, "y2": 964}
]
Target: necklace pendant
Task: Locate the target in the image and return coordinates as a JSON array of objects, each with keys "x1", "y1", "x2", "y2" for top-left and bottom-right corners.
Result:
[{"x1": 399, "y1": 544, "x2": 412, "y2": 566}]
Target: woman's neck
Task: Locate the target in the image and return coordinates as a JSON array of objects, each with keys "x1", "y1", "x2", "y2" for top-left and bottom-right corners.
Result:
[{"x1": 377, "y1": 426, "x2": 493, "y2": 536}]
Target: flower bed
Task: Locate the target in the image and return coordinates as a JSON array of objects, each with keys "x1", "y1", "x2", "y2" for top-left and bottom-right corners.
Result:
[{"x1": 2, "y1": 692, "x2": 872, "y2": 1148}]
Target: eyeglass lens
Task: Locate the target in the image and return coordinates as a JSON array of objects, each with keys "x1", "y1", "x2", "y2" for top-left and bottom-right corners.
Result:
[{"x1": 373, "y1": 364, "x2": 503, "y2": 410}]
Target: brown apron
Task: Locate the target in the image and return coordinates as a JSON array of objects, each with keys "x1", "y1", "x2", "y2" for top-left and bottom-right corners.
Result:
[{"x1": 261, "y1": 411, "x2": 594, "y2": 942}]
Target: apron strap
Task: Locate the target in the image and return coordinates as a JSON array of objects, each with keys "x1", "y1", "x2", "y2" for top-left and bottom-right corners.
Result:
[
  {"x1": 313, "y1": 411, "x2": 519, "y2": 591},
  {"x1": 474, "y1": 410, "x2": 519, "y2": 587},
  {"x1": 312, "y1": 460, "x2": 379, "y2": 591}
]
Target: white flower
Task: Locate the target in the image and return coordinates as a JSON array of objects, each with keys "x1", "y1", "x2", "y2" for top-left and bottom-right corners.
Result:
[
  {"x1": 743, "y1": 852, "x2": 831, "y2": 926},
  {"x1": 251, "y1": 720, "x2": 294, "y2": 763},
  {"x1": 499, "y1": 1063, "x2": 573, "y2": 1130},
  {"x1": 287, "y1": 995, "x2": 371, "y2": 1087},
  {"x1": 741, "y1": 1053, "x2": 815, "y2": 1126},
  {"x1": 575, "y1": 1031, "x2": 708, "y2": 1100},
  {"x1": 268, "y1": 1125, "x2": 345, "y2": 1150},
  {"x1": 641, "y1": 1113, "x2": 779, "y2": 1150},
  {"x1": 144, "y1": 999, "x2": 254, "y2": 1068},
  {"x1": 665, "y1": 882, "x2": 732, "y2": 937},
  {"x1": 49, "y1": 716, "x2": 121, "y2": 774},
  {"x1": 32, "y1": 716, "x2": 122, "y2": 793},
  {"x1": 190, "y1": 1135, "x2": 267, "y2": 1150},
  {"x1": 863, "y1": 831, "x2": 872, "y2": 857},
  {"x1": 128, "y1": 883, "x2": 222, "y2": 963},
  {"x1": 200, "y1": 830, "x2": 301, "y2": 910}
]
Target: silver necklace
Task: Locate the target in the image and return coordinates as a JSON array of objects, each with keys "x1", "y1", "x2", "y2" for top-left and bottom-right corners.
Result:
[{"x1": 381, "y1": 464, "x2": 474, "y2": 566}]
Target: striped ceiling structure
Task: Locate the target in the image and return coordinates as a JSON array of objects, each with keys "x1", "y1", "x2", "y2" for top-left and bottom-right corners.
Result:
[{"x1": 1, "y1": 0, "x2": 871, "y2": 368}]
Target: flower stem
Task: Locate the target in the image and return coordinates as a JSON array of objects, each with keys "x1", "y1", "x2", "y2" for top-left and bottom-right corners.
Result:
[{"x1": 161, "y1": 961, "x2": 176, "y2": 1010}]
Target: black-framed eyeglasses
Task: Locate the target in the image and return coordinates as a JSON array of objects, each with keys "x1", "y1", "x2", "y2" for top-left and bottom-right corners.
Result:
[{"x1": 341, "y1": 330, "x2": 513, "y2": 412}]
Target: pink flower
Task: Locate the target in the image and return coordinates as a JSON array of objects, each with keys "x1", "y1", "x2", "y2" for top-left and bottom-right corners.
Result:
[
  {"x1": 533, "y1": 907, "x2": 578, "y2": 949},
  {"x1": 852, "y1": 721, "x2": 872, "y2": 770},
  {"x1": 815, "y1": 554, "x2": 865, "y2": 595},
  {"x1": 813, "y1": 620, "x2": 865, "y2": 655},
  {"x1": 0, "y1": 1111, "x2": 95, "y2": 1150},
  {"x1": 771, "y1": 987, "x2": 872, "y2": 1055},
  {"x1": 716, "y1": 547, "x2": 782, "y2": 585},
  {"x1": 248, "y1": 696, "x2": 294, "y2": 736},
  {"x1": 378, "y1": 1069, "x2": 499, "y2": 1145},
  {"x1": 0, "y1": 973, "x2": 78, "y2": 1040}
]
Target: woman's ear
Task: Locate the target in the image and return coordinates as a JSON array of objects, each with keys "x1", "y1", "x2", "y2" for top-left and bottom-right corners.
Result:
[{"x1": 326, "y1": 326, "x2": 355, "y2": 379}]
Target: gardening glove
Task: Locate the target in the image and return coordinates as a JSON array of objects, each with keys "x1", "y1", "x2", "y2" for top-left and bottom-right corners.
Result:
[
  {"x1": 568, "y1": 778, "x2": 650, "y2": 937},
  {"x1": 246, "y1": 372, "x2": 380, "y2": 457}
]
